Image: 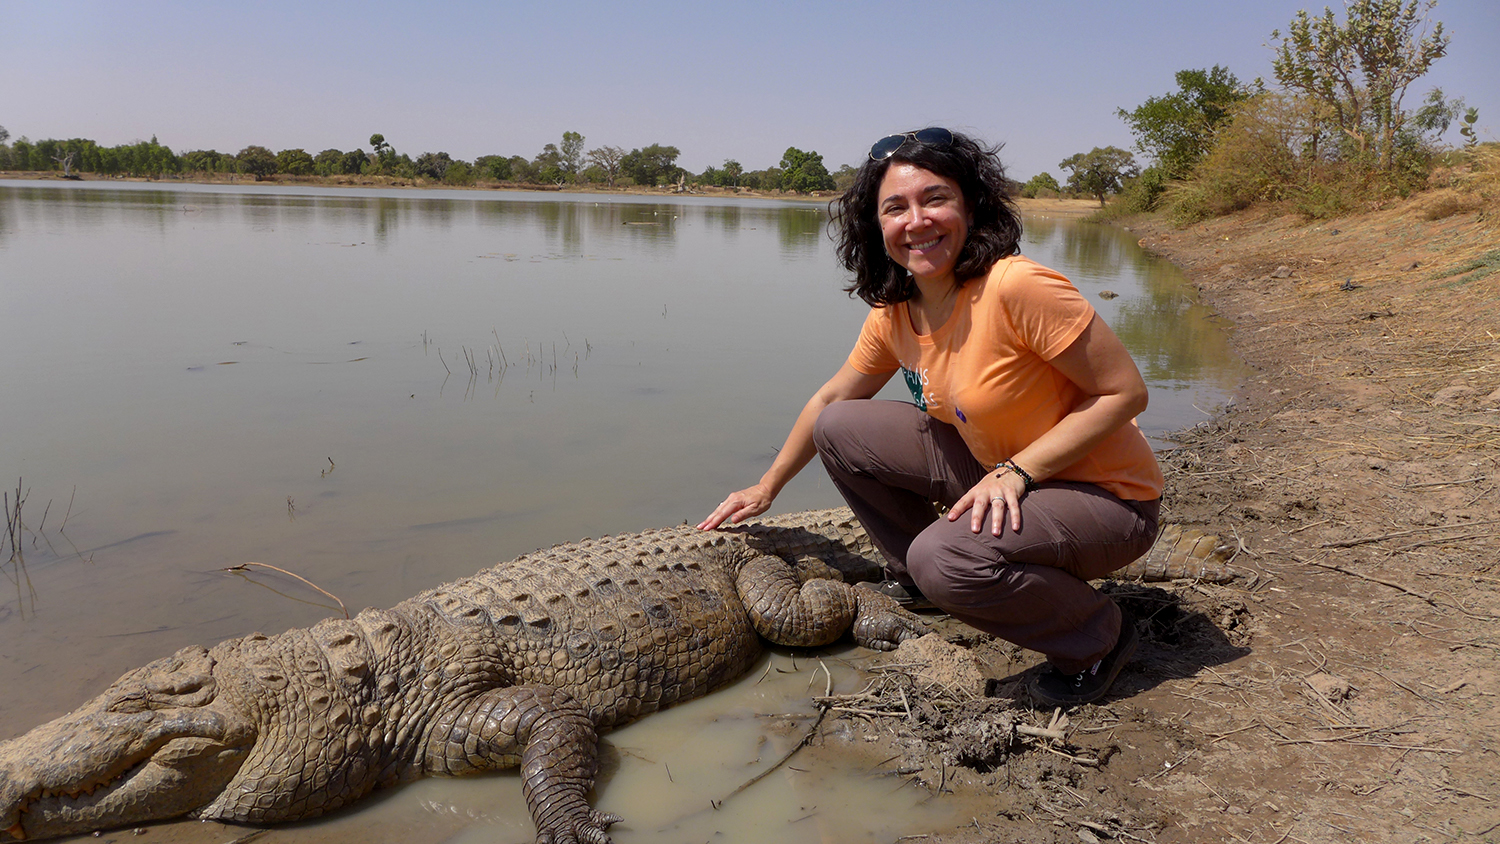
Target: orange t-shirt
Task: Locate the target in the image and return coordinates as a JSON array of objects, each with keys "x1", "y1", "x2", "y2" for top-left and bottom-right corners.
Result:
[{"x1": 847, "y1": 255, "x2": 1164, "y2": 501}]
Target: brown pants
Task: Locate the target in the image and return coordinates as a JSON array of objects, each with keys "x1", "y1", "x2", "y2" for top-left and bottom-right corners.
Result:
[{"x1": 813, "y1": 400, "x2": 1159, "y2": 672}]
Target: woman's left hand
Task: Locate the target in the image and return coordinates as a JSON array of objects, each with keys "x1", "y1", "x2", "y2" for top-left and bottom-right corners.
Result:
[{"x1": 948, "y1": 467, "x2": 1027, "y2": 535}]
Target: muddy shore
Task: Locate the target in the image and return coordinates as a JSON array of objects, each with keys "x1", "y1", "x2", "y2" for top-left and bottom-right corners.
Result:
[{"x1": 846, "y1": 199, "x2": 1499, "y2": 843}]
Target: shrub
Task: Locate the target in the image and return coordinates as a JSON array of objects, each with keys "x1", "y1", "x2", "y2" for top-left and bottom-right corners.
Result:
[
  {"x1": 1020, "y1": 172, "x2": 1060, "y2": 198},
  {"x1": 1117, "y1": 166, "x2": 1169, "y2": 212}
]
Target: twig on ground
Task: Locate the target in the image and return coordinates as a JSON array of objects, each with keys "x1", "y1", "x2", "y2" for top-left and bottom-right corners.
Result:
[
  {"x1": 721, "y1": 707, "x2": 827, "y2": 801},
  {"x1": 1039, "y1": 744, "x2": 1101, "y2": 767},
  {"x1": 1419, "y1": 570, "x2": 1500, "y2": 586},
  {"x1": 1396, "y1": 531, "x2": 1496, "y2": 552},
  {"x1": 1320, "y1": 519, "x2": 1500, "y2": 549},
  {"x1": 1016, "y1": 724, "x2": 1068, "y2": 741},
  {"x1": 1293, "y1": 554, "x2": 1437, "y2": 606}
]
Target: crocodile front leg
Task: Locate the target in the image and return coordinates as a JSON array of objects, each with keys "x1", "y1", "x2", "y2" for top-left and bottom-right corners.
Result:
[
  {"x1": 736, "y1": 552, "x2": 924, "y2": 651},
  {"x1": 424, "y1": 685, "x2": 621, "y2": 844}
]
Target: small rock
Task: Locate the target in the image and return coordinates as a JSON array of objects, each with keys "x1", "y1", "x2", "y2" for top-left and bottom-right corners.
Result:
[
  {"x1": 1078, "y1": 830, "x2": 1101, "y2": 844},
  {"x1": 1306, "y1": 672, "x2": 1352, "y2": 702},
  {"x1": 1432, "y1": 385, "x2": 1475, "y2": 407},
  {"x1": 1271, "y1": 265, "x2": 1293, "y2": 278},
  {"x1": 1486, "y1": 386, "x2": 1500, "y2": 404},
  {"x1": 1402, "y1": 260, "x2": 1420, "y2": 271},
  {"x1": 1098, "y1": 290, "x2": 1119, "y2": 300}
]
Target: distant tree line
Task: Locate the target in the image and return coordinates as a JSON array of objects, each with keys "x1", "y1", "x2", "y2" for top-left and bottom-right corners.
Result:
[{"x1": 0, "y1": 127, "x2": 843, "y2": 194}]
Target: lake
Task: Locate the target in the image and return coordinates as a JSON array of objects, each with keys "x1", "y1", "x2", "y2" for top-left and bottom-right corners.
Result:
[{"x1": 0, "y1": 180, "x2": 1242, "y2": 843}]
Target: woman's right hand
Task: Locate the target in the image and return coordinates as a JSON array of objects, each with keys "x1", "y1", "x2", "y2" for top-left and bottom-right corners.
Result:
[{"x1": 697, "y1": 484, "x2": 775, "y2": 530}]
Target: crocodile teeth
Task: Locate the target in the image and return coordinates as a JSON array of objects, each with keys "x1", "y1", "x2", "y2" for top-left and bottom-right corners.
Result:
[{"x1": 6, "y1": 821, "x2": 25, "y2": 840}]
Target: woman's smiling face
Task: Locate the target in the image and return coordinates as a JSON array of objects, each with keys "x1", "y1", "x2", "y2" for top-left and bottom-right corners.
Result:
[{"x1": 877, "y1": 163, "x2": 971, "y2": 287}]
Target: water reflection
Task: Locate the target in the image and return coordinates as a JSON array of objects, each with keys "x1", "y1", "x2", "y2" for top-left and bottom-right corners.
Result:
[{"x1": 1022, "y1": 214, "x2": 1244, "y2": 433}]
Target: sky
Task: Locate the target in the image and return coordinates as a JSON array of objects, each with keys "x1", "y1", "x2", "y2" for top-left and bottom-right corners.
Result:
[{"x1": 1, "y1": 0, "x2": 1496, "y2": 181}]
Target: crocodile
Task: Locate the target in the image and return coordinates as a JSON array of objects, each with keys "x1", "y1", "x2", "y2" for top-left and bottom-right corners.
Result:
[
  {"x1": 0, "y1": 508, "x2": 922, "y2": 844},
  {"x1": 0, "y1": 507, "x2": 1235, "y2": 843},
  {"x1": 1114, "y1": 522, "x2": 1238, "y2": 584}
]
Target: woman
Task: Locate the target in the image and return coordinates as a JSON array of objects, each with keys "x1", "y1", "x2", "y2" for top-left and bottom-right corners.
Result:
[{"x1": 698, "y1": 128, "x2": 1163, "y2": 706}]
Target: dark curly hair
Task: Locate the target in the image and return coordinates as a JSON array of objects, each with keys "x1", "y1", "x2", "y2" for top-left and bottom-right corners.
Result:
[{"x1": 832, "y1": 130, "x2": 1022, "y2": 307}]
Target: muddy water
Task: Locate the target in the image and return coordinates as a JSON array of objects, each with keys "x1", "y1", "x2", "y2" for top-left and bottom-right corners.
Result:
[{"x1": 0, "y1": 181, "x2": 1242, "y2": 843}]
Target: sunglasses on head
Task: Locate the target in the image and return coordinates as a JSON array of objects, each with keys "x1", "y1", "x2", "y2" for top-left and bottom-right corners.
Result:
[{"x1": 868, "y1": 127, "x2": 954, "y2": 161}]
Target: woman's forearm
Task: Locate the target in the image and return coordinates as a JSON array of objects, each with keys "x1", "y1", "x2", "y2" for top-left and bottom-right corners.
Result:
[{"x1": 1008, "y1": 389, "x2": 1146, "y2": 482}]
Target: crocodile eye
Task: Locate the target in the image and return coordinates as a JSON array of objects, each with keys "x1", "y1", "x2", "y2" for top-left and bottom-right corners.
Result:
[{"x1": 108, "y1": 692, "x2": 151, "y2": 714}]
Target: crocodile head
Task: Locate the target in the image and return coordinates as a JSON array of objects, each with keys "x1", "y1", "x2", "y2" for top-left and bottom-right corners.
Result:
[{"x1": 0, "y1": 646, "x2": 256, "y2": 841}]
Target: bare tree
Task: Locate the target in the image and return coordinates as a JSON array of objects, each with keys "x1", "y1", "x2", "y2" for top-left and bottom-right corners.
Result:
[
  {"x1": 53, "y1": 150, "x2": 77, "y2": 178},
  {"x1": 586, "y1": 145, "x2": 625, "y2": 188}
]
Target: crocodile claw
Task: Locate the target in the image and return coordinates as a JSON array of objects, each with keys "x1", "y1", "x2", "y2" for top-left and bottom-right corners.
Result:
[
  {"x1": 850, "y1": 590, "x2": 927, "y2": 651},
  {"x1": 536, "y1": 809, "x2": 621, "y2": 844}
]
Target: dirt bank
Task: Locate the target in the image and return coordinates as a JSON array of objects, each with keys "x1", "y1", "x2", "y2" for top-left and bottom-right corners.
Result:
[{"x1": 832, "y1": 198, "x2": 1499, "y2": 843}]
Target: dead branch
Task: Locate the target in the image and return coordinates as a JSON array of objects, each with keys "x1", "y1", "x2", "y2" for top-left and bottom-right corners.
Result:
[
  {"x1": 223, "y1": 561, "x2": 349, "y2": 618},
  {"x1": 1319, "y1": 518, "x2": 1500, "y2": 549},
  {"x1": 1293, "y1": 554, "x2": 1437, "y2": 606}
]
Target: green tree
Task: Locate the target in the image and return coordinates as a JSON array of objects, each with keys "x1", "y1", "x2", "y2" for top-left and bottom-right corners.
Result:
[
  {"x1": 475, "y1": 154, "x2": 512, "y2": 181},
  {"x1": 1059, "y1": 147, "x2": 1139, "y2": 205},
  {"x1": 741, "y1": 167, "x2": 781, "y2": 191},
  {"x1": 367, "y1": 133, "x2": 399, "y2": 174},
  {"x1": 507, "y1": 155, "x2": 537, "y2": 183},
  {"x1": 313, "y1": 148, "x2": 344, "y2": 175},
  {"x1": 183, "y1": 149, "x2": 230, "y2": 173},
  {"x1": 1270, "y1": 0, "x2": 1449, "y2": 170},
  {"x1": 1021, "y1": 172, "x2": 1061, "y2": 198},
  {"x1": 723, "y1": 159, "x2": 744, "y2": 188},
  {"x1": 559, "y1": 131, "x2": 585, "y2": 178},
  {"x1": 1118, "y1": 66, "x2": 1253, "y2": 178},
  {"x1": 104, "y1": 136, "x2": 179, "y2": 178},
  {"x1": 11, "y1": 138, "x2": 32, "y2": 170},
  {"x1": 0, "y1": 125, "x2": 9, "y2": 145},
  {"x1": 532, "y1": 143, "x2": 565, "y2": 184},
  {"x1": 237, "y1": 145, "x2": 277, "y2": 181},
  {"x1": 275, "y1": 148, "x2": 315, "y2": 176},
  {"x1": 442, "y1": 160, "x2": 474, "y2": 185},
  {"x1": 338, "y1": 149, "x2": 367, "y2": 175},
  {"x1": 779, "y1": 147, "x2": 835, "y2": 192},
  {"x1": 414, "y1": 151, "x2": 454, "y2": 180},
  {"x1": 621, "y1": 144, "x2": 681, "y2": 187}
]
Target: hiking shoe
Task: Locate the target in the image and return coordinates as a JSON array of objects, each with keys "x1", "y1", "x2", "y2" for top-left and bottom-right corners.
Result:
[
  {"x1": 858, "y1": 579, "x2": 937, "y2": 611},
  {"x1": 1031, "y1": 607, "x2": 1139, "y2": 707}
]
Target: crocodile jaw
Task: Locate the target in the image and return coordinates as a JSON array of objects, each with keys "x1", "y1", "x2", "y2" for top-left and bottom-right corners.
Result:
[
  {"x1": 2, "y1": 734, "x2": 250, "y2": 841},
  {"x1": 0, "y1": 647, "x2": 256, "y2": 841}
]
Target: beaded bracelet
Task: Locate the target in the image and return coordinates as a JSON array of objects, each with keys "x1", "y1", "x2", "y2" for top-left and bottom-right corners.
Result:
[{"x1": 994, "y1": 460, "x2": 1036, "y2": 492}]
